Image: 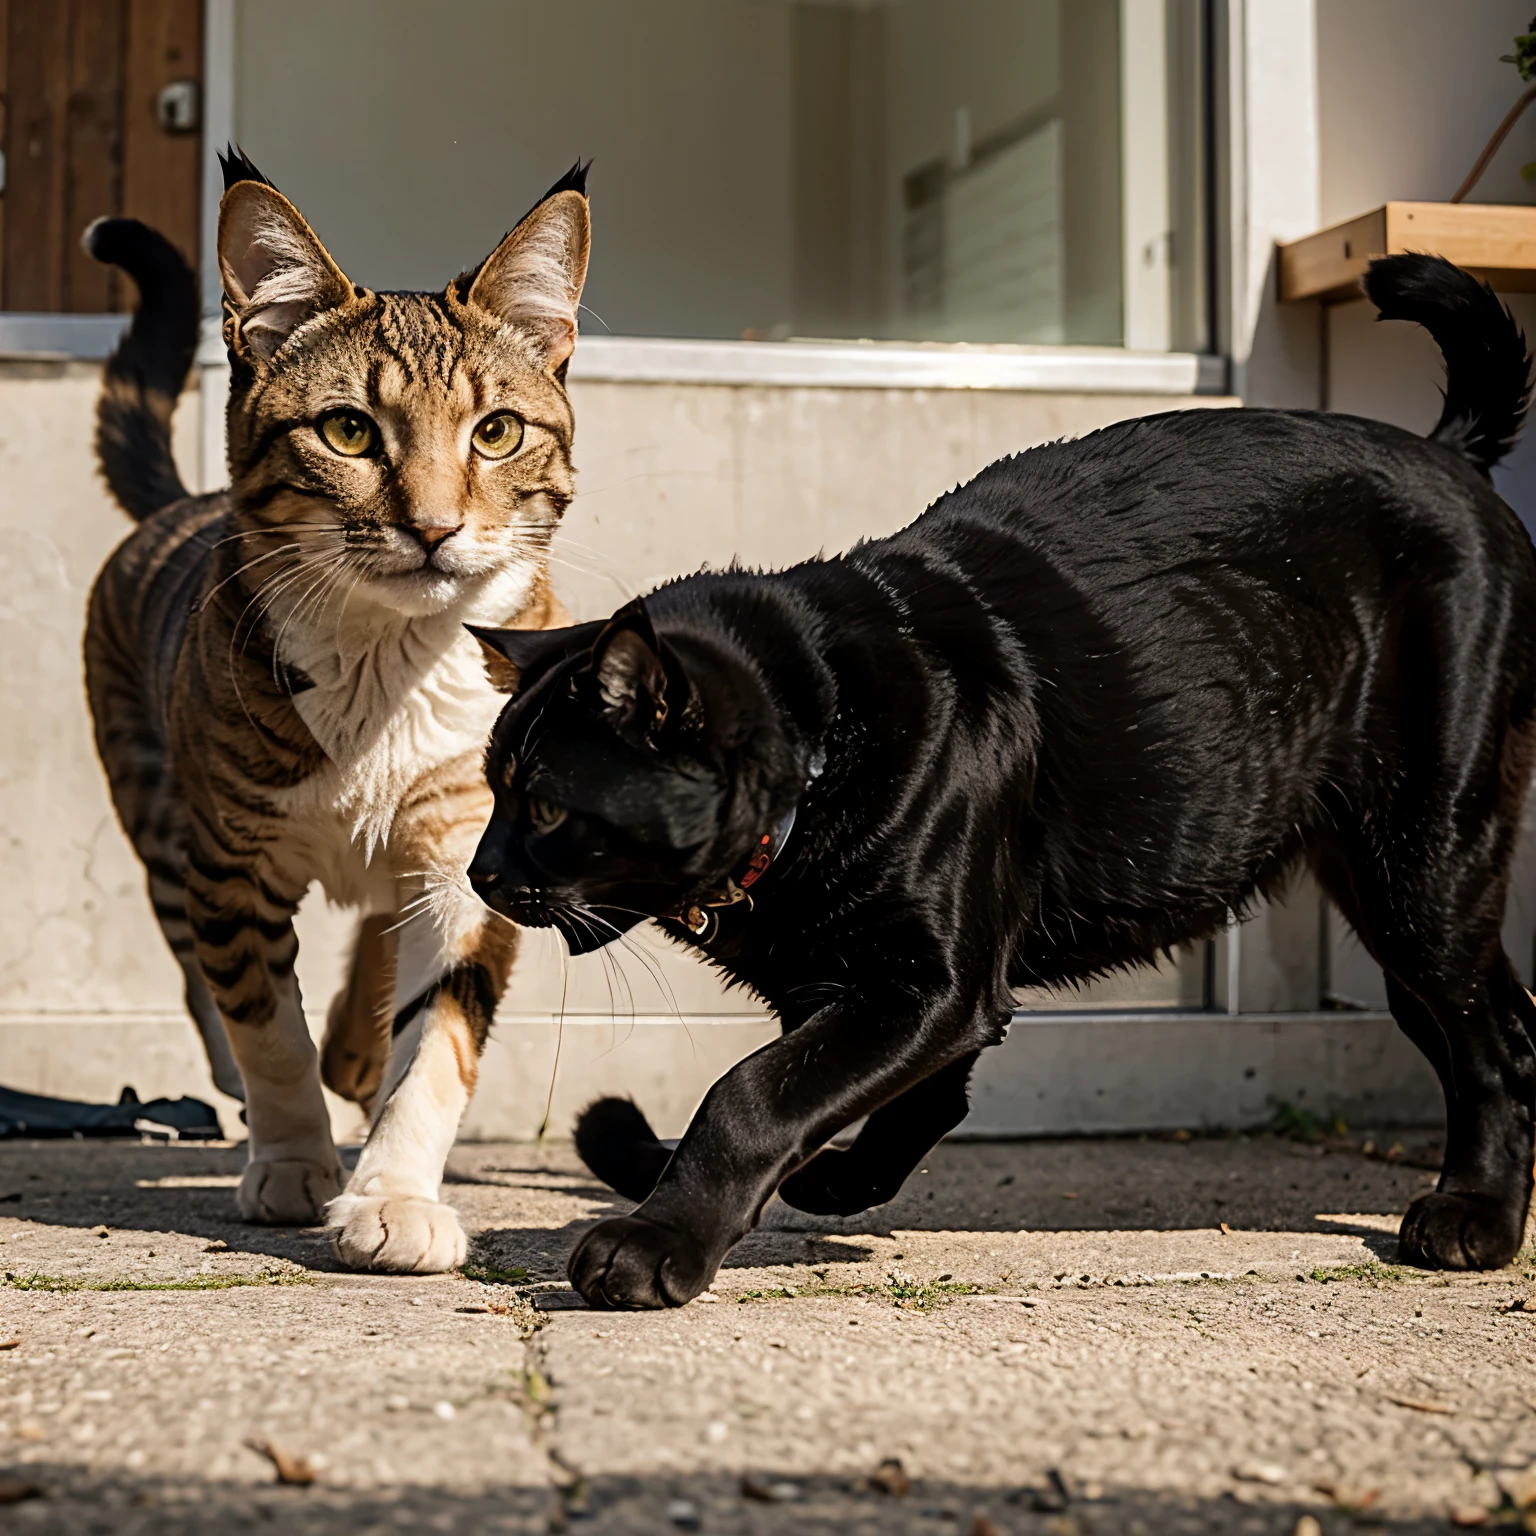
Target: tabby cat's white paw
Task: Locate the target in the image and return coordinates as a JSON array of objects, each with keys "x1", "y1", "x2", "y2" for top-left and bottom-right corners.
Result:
[
  {"x1": 238, "y1": 1157, "x2": 345, "y2": 1226},
  {"x1": 326, "y1": 1194, "x2": 468, "y2": 1273}
]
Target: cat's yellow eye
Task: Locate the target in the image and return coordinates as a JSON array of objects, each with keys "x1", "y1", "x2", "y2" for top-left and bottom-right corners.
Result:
[
  {"x1": 472, "y1": 412, "x2": 524, "y2": 460},
  {"x1": 318, "y1": 410, "x2": 379, "y2": 457},
  {"x1": 528, "y1": 795, "x2": 567, "y2": 834}
]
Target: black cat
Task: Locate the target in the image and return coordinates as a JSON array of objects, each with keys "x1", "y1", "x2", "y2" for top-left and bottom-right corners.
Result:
[{"x1": 469, "y1": 255, "x2": 1536, "y2": 1310}]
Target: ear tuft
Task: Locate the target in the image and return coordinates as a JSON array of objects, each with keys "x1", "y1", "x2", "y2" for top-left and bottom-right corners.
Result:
[
  {"x1": 463, "y1": 163, "x2": 591, "y2": 370},
  {"x1": 218, "y1": 143, "x2": 278, "y2": 194},
  {"x1": 542, "y1": 158, "x2": 591, "y2": 201},
  {"x1": 218, "y1": 180, "x2": 353, "y2": 360}
]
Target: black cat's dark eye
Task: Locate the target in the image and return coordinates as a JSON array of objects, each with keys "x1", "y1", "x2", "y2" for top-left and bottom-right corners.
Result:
[
  {"x1": 528, "y1": 795, "x2": 568, "y2": 834},
  {"x1": 317, "y1": 410, "x2": 380, "y2": 458},
  {"x1": 472, "y1": 411, "x2": 524, "y2": 460}
]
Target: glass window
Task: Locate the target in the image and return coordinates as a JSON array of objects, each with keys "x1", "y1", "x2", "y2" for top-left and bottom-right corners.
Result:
[{"x1": 235, "y1": 0, "x2": 1210, "y2": 351}]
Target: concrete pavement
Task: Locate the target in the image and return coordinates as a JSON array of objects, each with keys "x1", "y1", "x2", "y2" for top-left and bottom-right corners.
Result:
[{"x1": 2, "y1": 1131, "x2": 1535, "y2": 1533}]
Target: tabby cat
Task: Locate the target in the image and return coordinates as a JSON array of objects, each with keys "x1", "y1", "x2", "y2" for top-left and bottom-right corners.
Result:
[{"x1": 83, "y1": 149, "x2": 589, "y2": 1272}]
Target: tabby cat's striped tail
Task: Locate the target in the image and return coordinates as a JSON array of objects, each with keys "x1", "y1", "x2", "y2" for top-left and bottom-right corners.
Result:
[{"x1": 83, "y1": 218, "x2": 199, "y2": 521}]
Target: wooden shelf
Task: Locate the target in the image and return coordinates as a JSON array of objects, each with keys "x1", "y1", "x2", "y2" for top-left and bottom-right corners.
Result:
[{"x1": 1278, "y1": 201, "x2": 1536, "y2": 303}]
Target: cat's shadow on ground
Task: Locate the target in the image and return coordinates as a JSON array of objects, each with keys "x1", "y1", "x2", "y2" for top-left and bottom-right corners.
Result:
[{"x1": 0, "y1": 1134, "x2": 1428, "y2": 1275}]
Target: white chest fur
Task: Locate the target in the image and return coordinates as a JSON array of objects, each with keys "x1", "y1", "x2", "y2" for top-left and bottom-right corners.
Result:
[{"x1": 271, "y1": 571, "x2": 529, "y2": 904}]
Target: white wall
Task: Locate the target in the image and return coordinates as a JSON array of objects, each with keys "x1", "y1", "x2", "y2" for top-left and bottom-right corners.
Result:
[
  {"x1": 1230, "y1": 0, "x2": 1322, "y2": 407},
  {"x1": 1317, "y1": 0, "x2": 1536, "y2": 223},
  {"x1": 1315, "y1": 0, "x2": 1536, "y2": 532},
  {"x1": 1303, "y1": 2, "x2": 1536, "y2": 999}
]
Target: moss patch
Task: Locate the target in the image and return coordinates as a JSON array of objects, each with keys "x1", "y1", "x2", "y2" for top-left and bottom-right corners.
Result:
[
  {"x1": 1306, "y1": 1260, "x2": 1409, "y2": 1285},
  {"x1": 734, "y1": 1269, "x2": 987, "y2": 1310},
  {"x1": 460, "y1": 1261, "x2": 530, "y2": 1286},
  {"x1": 3, "y1": 1268, "x2": 311, "y2": 1292}
]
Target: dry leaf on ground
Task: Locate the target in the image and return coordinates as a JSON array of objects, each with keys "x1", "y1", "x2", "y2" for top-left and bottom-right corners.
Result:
[
  {"x1": 0, "y1": 1480, "x2": 42, "y2": 1505},
  {"x1": 1502, "y1": 1467, "x2": 1536, "y2": 1508},
  {"x1": 1316, "y1": 1481, "x2": 1381, "y2": 1511},
  {"x1": 246, "y1": 1436, "x2": 317, "y2": 1486},
  {"x1": 869, "y1": 1458, "x2": 911, "y2": 1497},
  {"x1": 740, "y1": 1475, "x2": 800, "y2": 1503}
]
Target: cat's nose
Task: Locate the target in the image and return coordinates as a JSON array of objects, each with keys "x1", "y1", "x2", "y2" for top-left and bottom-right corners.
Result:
[{"x1": 409, "y1": 521, "x2": 461, "y2": 550}]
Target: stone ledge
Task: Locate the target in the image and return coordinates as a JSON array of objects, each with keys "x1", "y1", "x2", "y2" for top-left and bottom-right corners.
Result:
[
  {"x1": 967, "y1": 1009, "x2": 1438, "y2": 1136},
  {"x1": 0, "y1": 1008, "x2": 1439, "y2": 1143}
]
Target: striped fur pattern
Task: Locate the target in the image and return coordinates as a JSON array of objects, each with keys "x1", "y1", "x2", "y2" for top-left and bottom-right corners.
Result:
[{"x1": 84, "y1": 152, "x2": 589, "y2": 1271}]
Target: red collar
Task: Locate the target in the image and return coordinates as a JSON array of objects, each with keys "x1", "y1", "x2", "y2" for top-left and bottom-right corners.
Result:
[
  {"x1": 669, "y1": 803, "x2": 798, "y2": 943},
  {"x1": 664, "y1": 748, "x2": 823, "y2": 945}
]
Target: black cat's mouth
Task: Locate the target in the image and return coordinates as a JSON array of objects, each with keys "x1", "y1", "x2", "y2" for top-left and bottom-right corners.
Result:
[{"x1": 472, "y1": 877, "x2": 645, "y2": 957}]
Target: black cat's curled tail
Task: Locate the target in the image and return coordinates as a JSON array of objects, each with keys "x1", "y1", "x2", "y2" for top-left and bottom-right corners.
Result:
[
  {"x1": 1364, "y1": 252, "x2": 1533, "y2": 476},
  {"x1": 573, "y1": 1098, "x2": 674, "y2": 1204},
  {"x1": 83, "y1": 217, "x2": 199, "y2": 521}
]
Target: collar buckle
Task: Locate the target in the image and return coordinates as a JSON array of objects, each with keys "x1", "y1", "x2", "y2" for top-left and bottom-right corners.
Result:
[{"x1": 678, "y1": 881, "x2": 751, "y2": 942}]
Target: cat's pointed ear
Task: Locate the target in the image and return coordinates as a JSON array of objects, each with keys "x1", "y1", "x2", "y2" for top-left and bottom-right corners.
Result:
[
  {"x1": 467, "y1": 620, "x2": 605, "y2": 694},
  {"x1": 592, "y1": 599, "x2": 671, "y2": 738},
  {"x1": 463, "y1": 161, "x2": 591, "y2": 371},
  {"x1": 217, "y1": 161, "x2": 355, "y2": 361}
]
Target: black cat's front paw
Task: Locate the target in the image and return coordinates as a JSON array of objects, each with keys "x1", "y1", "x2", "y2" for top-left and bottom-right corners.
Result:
[
  {"x1": 1399, "y1": 1190, "x2": 1525, "y2": 1270},
  {"x1": 568, "y1": 1214, "x2": 712, "y2": 1309},
  {"x1": 778, "y1": 1149, "x2": 900, "y2": 1217}
]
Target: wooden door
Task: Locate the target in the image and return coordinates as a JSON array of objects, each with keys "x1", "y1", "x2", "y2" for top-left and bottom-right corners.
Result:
[{"x1": 0, "y1": 0, "x2": 202, "y2": 312}]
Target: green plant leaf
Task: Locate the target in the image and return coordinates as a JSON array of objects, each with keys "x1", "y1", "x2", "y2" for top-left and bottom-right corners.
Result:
[{"x1": 1504, "y1": 24, "x2": 1536, "y2": 82}]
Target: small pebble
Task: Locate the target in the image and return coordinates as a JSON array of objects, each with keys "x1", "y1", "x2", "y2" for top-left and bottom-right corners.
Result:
[
  {"x1": 666, "y1": 1497, "x2": 701, "y2": 1529},
  {"x1": 433, "y1": 1401, "x2": 455, "y2": 1420},
  {"x1": 1234, "y1": 1463, "x2": 1286, "y2": 1486}
]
